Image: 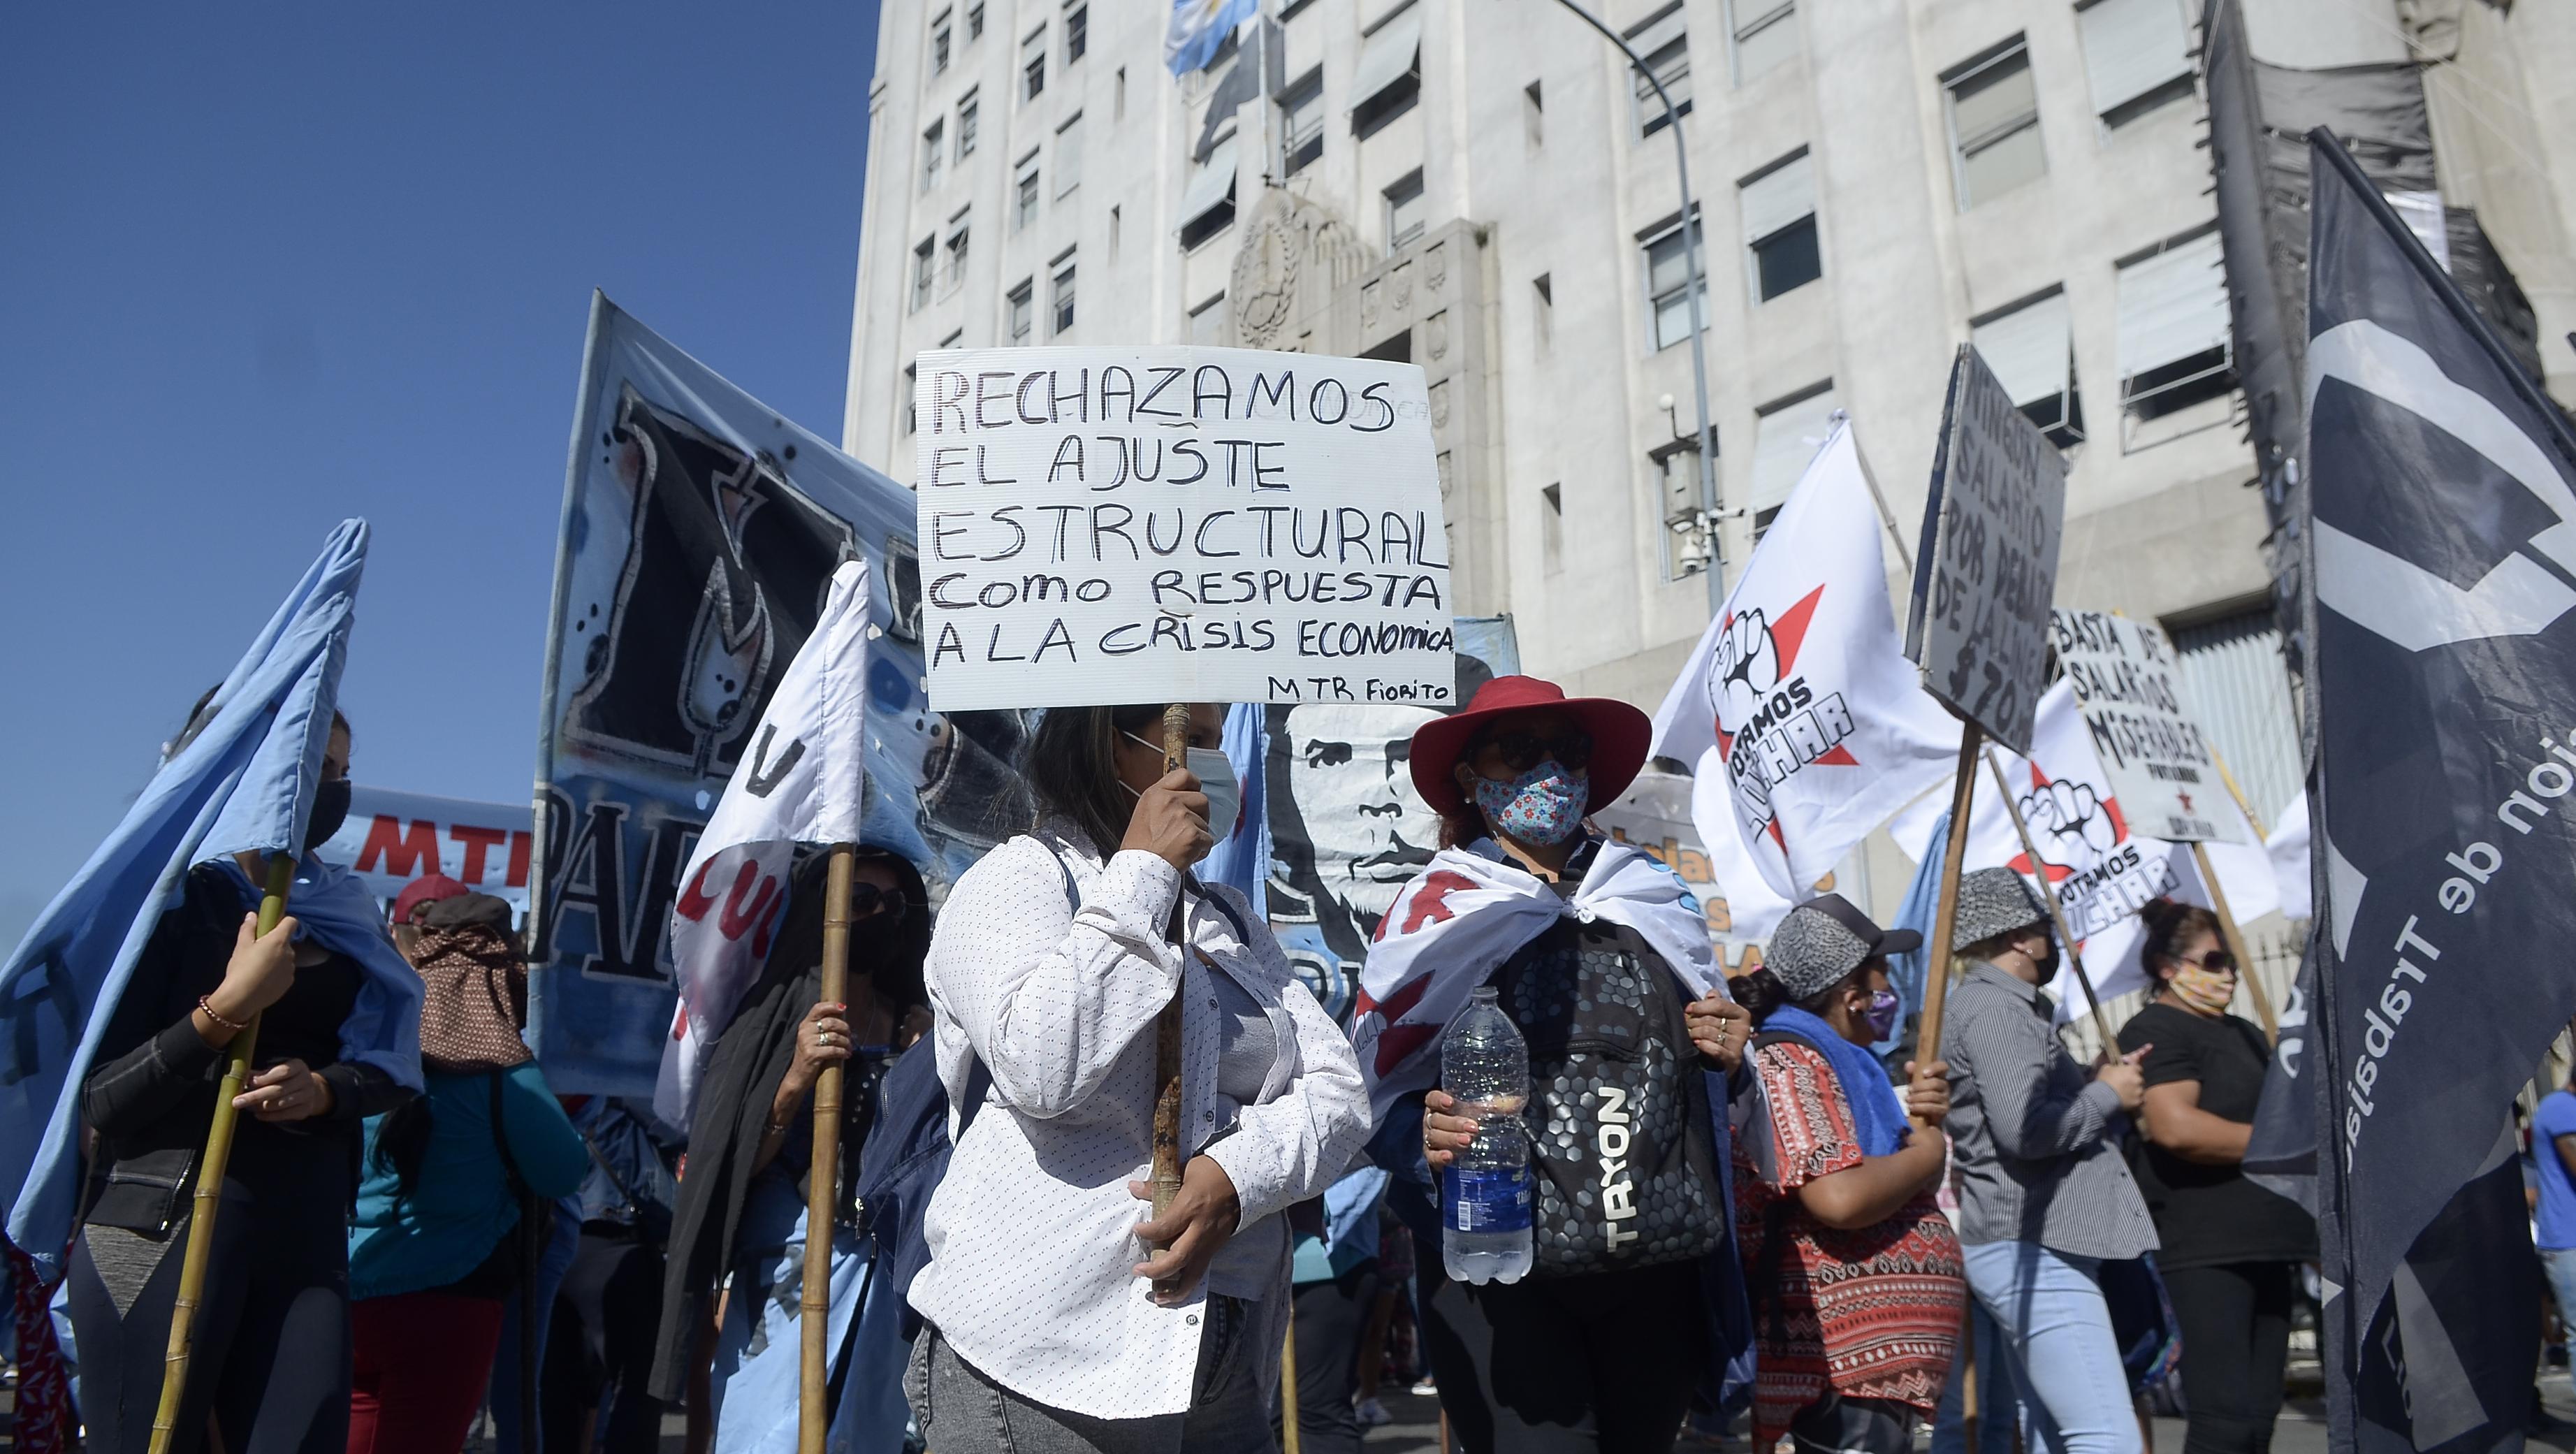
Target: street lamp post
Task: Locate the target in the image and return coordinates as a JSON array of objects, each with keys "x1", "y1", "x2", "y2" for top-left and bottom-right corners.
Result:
[{"x1": 1542, "y1": 0, "x2": 1726, "y2": 613}]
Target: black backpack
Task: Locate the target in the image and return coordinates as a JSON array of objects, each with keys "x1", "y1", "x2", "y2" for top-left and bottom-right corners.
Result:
[
  {"x1": 853, "y1": 845, "x2": 1252, "y2": 1337},
  {"x1": 1493, "y1": 915, "x2": 1726, "y2": 1278}
]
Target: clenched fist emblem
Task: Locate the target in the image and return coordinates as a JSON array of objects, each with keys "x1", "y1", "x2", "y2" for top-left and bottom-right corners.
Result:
[
  {"x1": 1710, "y1": 610, "x2": 1780, "y2": 730},
  {"x1": 2020, "y1": 778, "x2": 2117, "y2": 868}
]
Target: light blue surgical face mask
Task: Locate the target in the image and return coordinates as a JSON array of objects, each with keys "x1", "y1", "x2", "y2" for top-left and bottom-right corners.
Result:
[{"x1": 1123, "y1": 732, "x2": 1244, "y2": 843}]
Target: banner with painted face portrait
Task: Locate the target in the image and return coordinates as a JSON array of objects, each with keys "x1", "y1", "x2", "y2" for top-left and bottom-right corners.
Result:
[{"x1": 1260, "y1": 618, "x2": 1518, "y2": 1019}]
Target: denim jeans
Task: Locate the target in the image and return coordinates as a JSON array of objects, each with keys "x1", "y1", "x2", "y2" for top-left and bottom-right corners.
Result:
[
  {"x1": 1931, "y1": 1295, "x2": 2021, "y2": 1454},
  {"x1": 1959, "y1": 1242, "x2": 2139, "y2": 1454},
  {"x1": 2542, "y1": 1246, "x2": 2576, "y2": 1335}
]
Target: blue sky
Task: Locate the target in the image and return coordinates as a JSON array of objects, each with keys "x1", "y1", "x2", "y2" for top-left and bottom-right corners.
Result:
[{"x1": 0, "y1": 4, "x2": 880, "y2": 946}]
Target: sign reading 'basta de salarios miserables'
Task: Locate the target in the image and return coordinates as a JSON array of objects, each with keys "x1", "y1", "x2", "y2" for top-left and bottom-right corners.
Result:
[
  {"x1": 913, "y1": 347, "x2": 1455, "y2": 712},
  {"x1": 2049, "y1": 609, "x2": 2242, "y2": 844}
]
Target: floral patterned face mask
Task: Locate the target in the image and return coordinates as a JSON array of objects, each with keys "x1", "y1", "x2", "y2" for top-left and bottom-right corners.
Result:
[{"x1": 1474, "y1": 759, "x2": 1589, "y2": 846}]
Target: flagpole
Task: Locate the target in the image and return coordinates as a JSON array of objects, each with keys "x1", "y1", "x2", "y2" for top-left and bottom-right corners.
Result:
[
  {"x1": 2206, "y1": 744, "x2": 2270, "y2": 841},
  {"x1": 1280, "y1": 1309, "x2": 1302, "y2": 1453},
  {"x1": 2189, "y1": 839, "x2": 2277, "y2": 1044},
  {"x1": 1149, "y1": 704, "x2": 1193, "y2": 1243},
  {"x1": 1982, "y1": 748, "x2": 2117, "y2": 1054},
  {"x1": 1910, "y1": 723, "x2": 1984, "y2": 1112},
  {"x1": 801, "y1": 843, "x2": 857, "y2": 1454},
  {"x1": 151, "y1": 850, "x2": 295, "y2": 1454}
]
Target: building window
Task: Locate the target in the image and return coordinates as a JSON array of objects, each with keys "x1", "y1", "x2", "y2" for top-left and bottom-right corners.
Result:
[
  {"x1": 1749, "y1": 383, "x2": 1839, "y2": 518},
  {"x1": 1281, "y1": 69, "x2": 1326, "y2": 175},
  {"x1": 1023, "y1": 27, "x2": 1047, "y2": 101},
  {"x1": 1643, "y1": 217, "x2": 1707, "y2": 350},
  {"x1": 931, "y1": 8, "x2": 953, "y2": 73},
  {"x1": 957, "y1": 92, "x2": 980, "y2": 159},
  {"x1": 1182, "y1": 135, "x2": 1239, "y2": 250},
  {"x1": 1051, "y1": 254, "x2": 1077, "y2": 335},
  {"x1": 1190, "y1": 293, "x2": 1230, "y2": 346},
  {"x1": 1524, "y1": 81, "x2": 1544, "y2": 151},
  {"x1": 967, "y1": 1, "x2": 984, "y2": 40},
  {"x1": 1351, "y1": 3, "x2": 1422, "y2": 139},
  {"x1": 910, "y1": 237, "x2": 935, "y2": 312},
  {"x1": 1533, "y1": 273, "x2": 1553, "y2": 353},
  {"x1": 1054, "y1": 115, "x2": 1084, "y2": 196},
  {"x1": 921, "y1": 120, "x2": 944, "y2": 192},
  {"x1": 1626, "y1": 5, "x2": 1692, "y2": 137},
  {"x1": 1541, "y1": 483, "x2": 1564, "y2": 572},
  {"x1": 1014, "y1": 152, "x2": 1042, "y2": 229},
  {"x1": 1385, "y1": 170, "x2": 1426, "y2": 251},
  {"x1": 2079, "y1": 0, "x2": 2194, "y2": 129},
  {"x1": 944, "y1": 219, "x2": 971, "y2": 288},
  {"x1": 1971, "y1": 289, "x2": 2083, "y2": 446},
  {"x1": 2116, "y1": 226, "x2": 2234, "y2": 426},
  {"x1": 940, "y1": 329, "x2": 963, "y2": 348},
  {"x1": 1740, "y1": 151, "x2": 1819, "y2": 301},
  {"x1": 2172, "y1": 609, "x2": 2304, "y2": 828},
  {"x1": 1728, "y1": 0, "x2": 1798, "y2": 84},
  {"x1": 1064, "y1": 1, "x2": 1088, "y2": 64},
  {"x1": 1007, "y1": 281, "x2": 1035, "y2": 346},
  {"x1": 903, "y1": 362, "x2": 917, "y2": 435},
  {"x1": 1944, "y1": 38, "x2": 2043, "y2": 210}
]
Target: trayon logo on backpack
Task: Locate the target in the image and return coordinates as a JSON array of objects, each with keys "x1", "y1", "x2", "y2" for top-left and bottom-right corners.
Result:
[
  {"x1": 1708, "y1": 585, "x2": 1862, "y2": 850},
  {"x1": 1599, "y1": 1086, "x2": 1640, "y2": 1250}
]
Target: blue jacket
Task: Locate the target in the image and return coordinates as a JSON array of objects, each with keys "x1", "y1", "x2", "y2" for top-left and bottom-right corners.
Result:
[{"x1": 349, "y1": 1063, "x2": 588, "y2": 1302}]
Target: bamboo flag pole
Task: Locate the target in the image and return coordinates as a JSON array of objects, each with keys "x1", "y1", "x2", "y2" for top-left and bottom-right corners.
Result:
[
  {"x1": 1910, "y1": 722, "x2": 1984, "y2": 1117},
  {"x1": 151, "y1": 851, "x2": 296, "y2": 1454},
  {"x1": 2206, "y1": 743, "x2": 2271, "y2": 839},
  {"x1": 1150, "y1": 704, "x2": 1193, "y2": 1237},
  {"x1": 1983, "y1": 748, "x2": 2118, "y2": 1054},
  {"x1": 2190, "y1": 839, "x2": 2278, "y2": 1043},
  {"x1": 1280, "y1": 1307, "x2": 1302, "y2": 1454},
  {"x1": 800, "y1": 843, "x2": 857, "y2": 1454}
]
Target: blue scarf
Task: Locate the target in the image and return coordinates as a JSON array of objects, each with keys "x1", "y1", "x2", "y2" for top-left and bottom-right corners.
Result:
[
  {"x1": 1760, "y1": 1003, "x2": 1907, "y2": 1157},
  {"x1": 214, "y1": 854, "x2": 424, "y2": 1093}
]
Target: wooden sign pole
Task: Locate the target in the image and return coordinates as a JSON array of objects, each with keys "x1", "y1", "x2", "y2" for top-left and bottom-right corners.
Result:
[
  {"x1": 1982, "y1": 748, "x2": 2118, "y2": 1054},
  {"x1": 1280, "y1": 1307, "x2": 1302, "y2": 1453},
  {"x1": 1911, "y1": 722, "x2": 1984, "y2": 1114},
  {"x1": 151, "y1": 852, "x2": 296, "y2": 1454},
  {"x1": 799, "y1": 843, "x2": 857, "y2": 1454},
  {"x1": 1149, "y1": 705, "x2": 1192, "y2": 1240},
  {"x1": 2189, "y1": 839, "x2": 2277, "y2": 1042}
]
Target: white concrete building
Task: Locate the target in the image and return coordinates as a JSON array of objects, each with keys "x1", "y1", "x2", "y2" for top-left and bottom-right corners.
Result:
[{"x1": 841, "y1": 0, "x2": 2576, "y2": 928}]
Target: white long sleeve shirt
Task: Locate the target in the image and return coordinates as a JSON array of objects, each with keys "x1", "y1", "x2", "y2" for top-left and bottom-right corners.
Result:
[{"x1": 908, "y1": 822, "x2": 1372, "y2": 1419}]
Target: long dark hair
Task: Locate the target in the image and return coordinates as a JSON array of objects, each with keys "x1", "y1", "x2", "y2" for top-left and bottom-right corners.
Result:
[
  {"x1": 1732, "y1": 964, "x2": 1861, "y2": 1025},
  {"x1": 2139, "y1": 896, "x2": 2224, "y2": 985},
  {"x1": 762, "y1": 846, "x2": 933, "y2": 1015},
  {"x1": 1022, "y1": 704, "x2": 1167, "y2": 852}
]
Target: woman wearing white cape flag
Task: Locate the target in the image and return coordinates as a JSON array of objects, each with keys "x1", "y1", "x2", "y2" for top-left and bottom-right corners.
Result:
[{"x1": 1649, "y1": 420, "x2": 1960, "y2": 940}]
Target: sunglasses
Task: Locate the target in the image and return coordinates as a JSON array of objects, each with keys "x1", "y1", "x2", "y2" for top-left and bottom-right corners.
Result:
[
  {"x1": 1480, "y1": 729, "x2": 1594, "y2": 774},
  {"x1": 2176, "y1": 949, "x2": 2236, "y2": 973},
  {"x1": 850, "y1": 882, "x2": 912, "y2": 924}
]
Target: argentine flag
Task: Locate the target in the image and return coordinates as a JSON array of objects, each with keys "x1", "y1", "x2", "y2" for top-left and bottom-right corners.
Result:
[{"x1": 1167, "y1": 0, "x2": 1256, "y2": 75}]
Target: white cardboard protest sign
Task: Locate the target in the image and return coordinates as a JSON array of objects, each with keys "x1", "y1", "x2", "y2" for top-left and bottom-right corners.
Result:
[
  {"x1": 2049, "y1": 609, "x2": 2243, "y2": 844},
  {"x1": 912, "y1": 347, "x2": 1455, "y2": 712},
  {"x1": 1905, "y1": 345, "x2": 2066, "y2": 755}
]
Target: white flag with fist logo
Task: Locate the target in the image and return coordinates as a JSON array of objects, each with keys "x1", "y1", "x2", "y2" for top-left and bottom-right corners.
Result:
[
  {"x1": 1889, "y1": 680, "x2": 2279, "y2": 1017},
  {"x1": 1652, "y1": 419, "x2": 1959, "y2": 934}
]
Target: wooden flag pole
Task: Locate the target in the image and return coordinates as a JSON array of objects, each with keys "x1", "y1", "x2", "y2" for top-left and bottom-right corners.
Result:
[
  {"x1": 2206, "y1": 743, "x2": 2271, "y2": 840},
  {"x1": 1911, "y1": 722, "x2": 1984, "y2": 1113},
  {"x1": 1983, "y1": 748, "x2": 2118, "y2": 1054},
  {"x1": 800, "y1": 843, "x2": 857, "y2": 1454},
  {"x1": 1150, "y1": 704, "x2": 1192, "y2": 1237},
  {"x1": 2189, "y1": 839, "x2": 2278, "y2": 1043},
  {"x1": 151, "y1": 851, "x2": 296, "y2": 1454},
  {"x1": 1280, "y1": 1308, "x2": 1302, "y2": 1454}
]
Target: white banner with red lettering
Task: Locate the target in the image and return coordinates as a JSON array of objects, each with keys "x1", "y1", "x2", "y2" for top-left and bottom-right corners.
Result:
[
  {"x1": 655, "y1": 560, "x2": 874, "y2": 1128},
  {"x1": 319, "y1": 787, "x2": 536, "y2": 913},
  {"x1": 1651, "y1": 419, "x2": 1960, "y2": 935},
  {"x1": 1889, "y1": 680, "x2": 2279, "y2": 1019}
]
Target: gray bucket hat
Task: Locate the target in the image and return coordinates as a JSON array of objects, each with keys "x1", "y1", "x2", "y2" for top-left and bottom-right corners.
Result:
[
  {"x1": 1951, "y1": 866, "x2": 2049, "y2": 952},
  {"x1": 1766, "y1": 893, "x2": 1923, "y2": 1002}
]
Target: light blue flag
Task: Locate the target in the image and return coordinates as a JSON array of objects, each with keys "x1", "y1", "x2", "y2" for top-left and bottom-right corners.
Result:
[
  {"x1": 1882, "y1": 809, "x2": 1948, "y2": 1068},
  {"x1": 1166, "y1": 0, "x2": 1257, "y2": 75},
  {"x1": 0, "y1": 518, "x2": 421, "y2": 1281},
  {"x1": 1200, "y1": 701, "x2": 1269, "y2": 905}
]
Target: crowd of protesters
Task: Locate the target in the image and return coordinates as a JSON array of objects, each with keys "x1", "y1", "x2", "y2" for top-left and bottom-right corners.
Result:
[{"x1": 20, "y1": 676, "x2": 2331, "y2": 1454}]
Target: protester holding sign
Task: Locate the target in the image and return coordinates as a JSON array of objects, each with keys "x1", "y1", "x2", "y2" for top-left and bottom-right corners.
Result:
[
  {"x1": 904, "y1": 701, "x2": 1369, "y2": 1451},
  {"x1": 63, "y1": 704, "x2": 425, "y2": 1453},
  {"x1": 1733, "y1": 895, "x2": 1964, "y2": 1453},
  {"x1": 1940, "y1": 868, "x2": 2155, "y2": 1454},
  {"x1": 2113, "y1": 899, "x2": 2315, "y2": 1454},
  {"x1": 1373, "y1": 676, "x2": 1754, "y2": 1453}
]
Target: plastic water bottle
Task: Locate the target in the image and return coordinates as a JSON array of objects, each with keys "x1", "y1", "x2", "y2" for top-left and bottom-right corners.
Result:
[{"x1": 1440, "y1": 986, "x2": 1534, "y2": 1285}]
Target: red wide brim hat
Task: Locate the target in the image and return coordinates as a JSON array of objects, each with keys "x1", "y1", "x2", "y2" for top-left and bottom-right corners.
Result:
[{"x1": 1408, "y1": 674, "x2": 1654, "y2": 822}]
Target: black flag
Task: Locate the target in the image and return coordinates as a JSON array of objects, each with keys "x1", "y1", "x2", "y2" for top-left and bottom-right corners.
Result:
[{"x1": 2302, "y1": 129, "x2": 2576, "y2": 1453}]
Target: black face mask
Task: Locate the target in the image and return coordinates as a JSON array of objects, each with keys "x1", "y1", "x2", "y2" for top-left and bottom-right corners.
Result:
[
  {"x1": 305, "y1": 778, "x2": 353, "y2": 852},
  {"x1": 2032, "y1": 930, "x2": 2062, "y2": 980}
]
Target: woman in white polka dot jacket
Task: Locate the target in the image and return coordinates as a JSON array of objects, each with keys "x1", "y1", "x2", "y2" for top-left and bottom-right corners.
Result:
[{"x1": 905, "y1": 701, "x2": 1373, "y2": 1453}]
